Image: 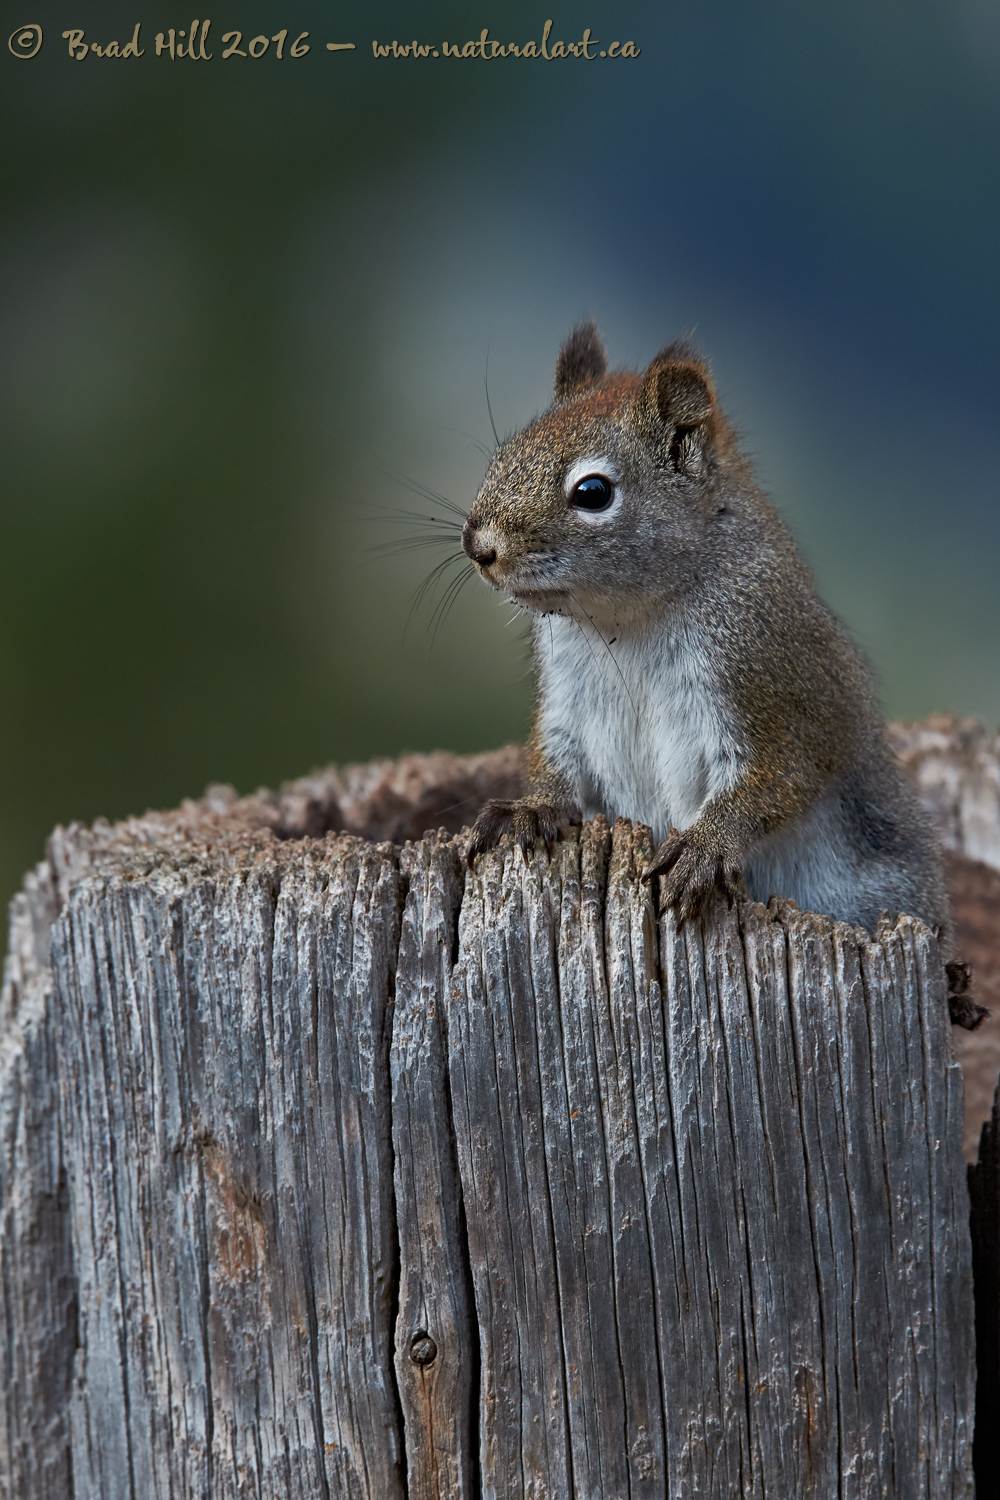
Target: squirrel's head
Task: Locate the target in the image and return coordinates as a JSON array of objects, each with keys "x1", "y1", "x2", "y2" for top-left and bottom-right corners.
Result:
[{"x1": 463, "y1": 323, "x2": 736, "y2": 627}]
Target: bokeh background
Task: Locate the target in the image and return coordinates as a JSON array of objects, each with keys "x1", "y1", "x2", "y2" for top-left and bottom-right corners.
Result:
[{"x1": 3, "y1": 0, "x2": 999, "y2": 934}]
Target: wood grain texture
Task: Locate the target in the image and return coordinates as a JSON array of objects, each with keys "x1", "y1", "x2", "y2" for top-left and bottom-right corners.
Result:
[
  {"x1": 0, "y1": 864, "x2": 74, "y2": 1500},
  {"x1": 0, "y1": 779, "x2": 978, "y2": 1498},
  {"x1": 970, "y1": 1085, "x2": 1000, "y2": 1493},
  {"x1": 391, "y1": 833, "x2": 476, "y2": 1499},
  {"x1": 15, "y1": 820, "x2": 407, "y2": 1499},
  {"x1": 450, "y1": 817, "x2": 974, "y2": 1500}
]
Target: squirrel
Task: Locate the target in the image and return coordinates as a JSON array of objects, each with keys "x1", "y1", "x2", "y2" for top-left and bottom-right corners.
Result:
[{"x1": 461, "y1": 322, "x2": 961, "y2": 963}]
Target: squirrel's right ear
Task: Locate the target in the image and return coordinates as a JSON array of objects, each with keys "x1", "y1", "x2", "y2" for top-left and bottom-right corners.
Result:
[
  {"x1": 637, "y1": 350, "x2": 716, "y2": 471},
  {"x1": 554, "y1": 322, "x2": 607, "y2": 399}
]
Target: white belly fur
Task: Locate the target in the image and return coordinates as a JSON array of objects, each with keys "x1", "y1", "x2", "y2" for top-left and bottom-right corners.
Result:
[
  {"x1": 535, "y1": 616, "x2": 889, "y2": 927},
  {"x1": 535, "y1": 615, "x2": 741, "y2": 843}
]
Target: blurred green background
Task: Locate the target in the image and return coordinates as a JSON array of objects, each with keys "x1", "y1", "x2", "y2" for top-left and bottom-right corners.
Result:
[{"x1": 3, "y1": 0, "x2": 999, "y2": 932}]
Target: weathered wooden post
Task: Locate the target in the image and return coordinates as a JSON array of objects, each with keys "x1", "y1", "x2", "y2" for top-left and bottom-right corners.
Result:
[
  {"x1": 0, "y1": 736, "x2": 984, "y2": 1498},
  {"x1": 971, "y1": 1093, "x2": 1000, "y2": 1492}
]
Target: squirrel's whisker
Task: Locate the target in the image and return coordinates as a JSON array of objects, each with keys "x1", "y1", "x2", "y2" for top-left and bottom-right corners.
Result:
[
  {"x1": 406, "y1": 553, "x2": 466, "y2": 636},
  {"x1": 367, "y1": 460, "x2": 468, "y2": 519},
  {"x1": 369, "y1": 533, "x2": 463, "y2": 559},
  {"x1": 484, "y1": 340, "x2": 501, "y2": 451},
  {"x1": 567, "y1": 590, "x2": 640, "y2": 725},
  {"x1": 443, "y1": 426, "x2": 494, "y2": 461},
  {"x1": 366, "y1": 502, "x2": 463, "y2": 533},
  {"x1": 427, "y1": 562, "x2": 477, "y2": 645}
]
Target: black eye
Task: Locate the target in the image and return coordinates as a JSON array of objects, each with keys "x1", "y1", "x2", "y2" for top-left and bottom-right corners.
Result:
[{"x1": 569, "y1": 474, "x2": 615, "y2": 511}]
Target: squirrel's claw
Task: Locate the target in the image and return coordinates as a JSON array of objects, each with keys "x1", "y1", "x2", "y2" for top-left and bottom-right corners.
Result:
[
  {"x1": 467, "y1": 797, "x2": 563, "y2": 869},
  {"x1": 645, "y1": 830, "x2": 742, "y2": 924},
  {"x1": 641, "y1": 827, "x2": 684, "y2": 883},
  {"x1": 466, "y1": 801, "x2": 512, "y2": 868}
]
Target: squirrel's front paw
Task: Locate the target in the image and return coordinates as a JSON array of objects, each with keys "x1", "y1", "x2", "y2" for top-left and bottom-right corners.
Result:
[
  {"x1": 641, "y1": 828, "x2": 742, "y2": 923},
  {"x1": 467, "y1": 797, "x2": 567, "y2": 868}
]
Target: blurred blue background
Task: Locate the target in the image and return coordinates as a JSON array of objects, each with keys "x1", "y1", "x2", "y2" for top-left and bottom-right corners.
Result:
[{"x1": 2, "y1": 0, "x2": 999, "y2": 926}]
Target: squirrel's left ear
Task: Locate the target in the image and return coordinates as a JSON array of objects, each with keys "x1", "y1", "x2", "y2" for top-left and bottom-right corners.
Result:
[
  {"x1": 637, "y1": 348, "x2": 716, "y2": 470},
  {"x1": 554, "y1": 322, "x2": 607, "y2": 399}
]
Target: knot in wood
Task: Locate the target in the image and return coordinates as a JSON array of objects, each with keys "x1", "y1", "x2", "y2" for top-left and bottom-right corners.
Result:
[{"x1": 409, "y1": 1330, "x2": 438, "y2": 1366}]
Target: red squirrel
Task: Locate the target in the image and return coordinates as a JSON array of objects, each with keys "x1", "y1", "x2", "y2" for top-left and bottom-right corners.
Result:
[{"x1": 462, "y1": 323, "x2": 955, "y2": 956}]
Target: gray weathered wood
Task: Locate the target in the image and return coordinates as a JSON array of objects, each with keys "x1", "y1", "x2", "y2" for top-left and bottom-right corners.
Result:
[
  {"x1": 970, "y1": 1083, "x2": 1000, "y2": 1492},
  {"x1": 11, "y1": 825, "x2": 407, "y2": 1499},
  {"x1": 391, "y1": 833, "x2": 475, "y2": 1499},
  {"x1": 0, "y1": 772, "x2": 977, "y2": 1498},
  {"x1": 0, "y1": 863, "x2": 74, "y2": 1500},
  {"x1": 450, "y1": 818, "x2": 974, "y2": 1499}
]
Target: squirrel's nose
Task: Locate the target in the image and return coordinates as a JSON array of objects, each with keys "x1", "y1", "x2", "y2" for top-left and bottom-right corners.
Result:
[{"x1": 462, "y1": 517, "x2": 497, "y2": 568}]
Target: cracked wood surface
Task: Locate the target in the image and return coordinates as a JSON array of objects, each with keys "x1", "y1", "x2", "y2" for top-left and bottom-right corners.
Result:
[{"x1": 0, "y1": 762, "x2": 979, "y2": 1498}]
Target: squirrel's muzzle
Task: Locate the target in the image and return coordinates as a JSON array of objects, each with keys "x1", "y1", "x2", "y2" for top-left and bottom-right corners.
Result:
[{"x1": 462, "y1": 516, "x2": 497, "y2": 569}]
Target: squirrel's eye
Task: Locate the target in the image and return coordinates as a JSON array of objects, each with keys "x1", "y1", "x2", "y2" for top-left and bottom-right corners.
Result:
[{"x1": 569, "y1": 475, "x2": 615, "y2": 511}]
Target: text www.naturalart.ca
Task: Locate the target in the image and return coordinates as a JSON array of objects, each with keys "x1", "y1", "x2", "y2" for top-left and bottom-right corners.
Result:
[{"x1": 372, "y1": 25, "x2": 640, "y2": 60}]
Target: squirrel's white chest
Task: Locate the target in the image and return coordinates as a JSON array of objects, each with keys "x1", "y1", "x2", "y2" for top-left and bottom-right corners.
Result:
[{"x1": 535, "y1": 617, "x2": 740, "y2": 842}]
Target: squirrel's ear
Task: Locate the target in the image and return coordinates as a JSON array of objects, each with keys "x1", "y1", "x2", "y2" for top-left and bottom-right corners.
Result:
[
  {"x1": 640, "y1": 352, "x2": 714, "y2": 429},
  {"x1": 637, "y1": 348, "x2": 716, "y2": 469},
  {"x1": 554, "y1": 322, "x2": 607, "y2": 399}
]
